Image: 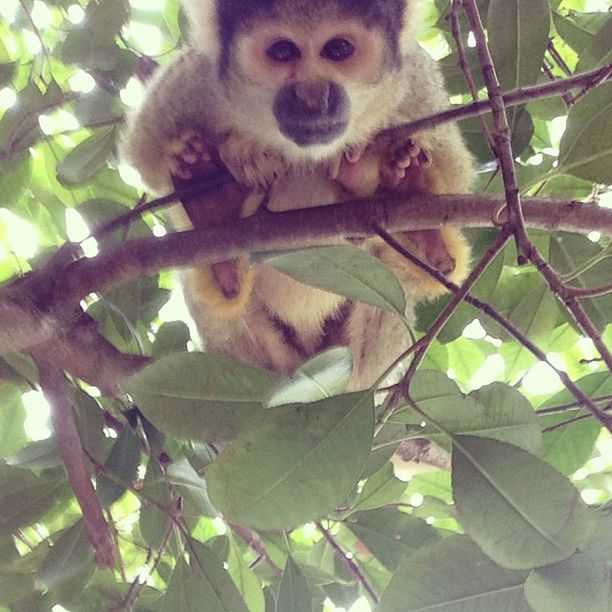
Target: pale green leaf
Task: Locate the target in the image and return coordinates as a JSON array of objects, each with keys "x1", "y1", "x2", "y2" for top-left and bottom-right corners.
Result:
[
  {"x1": 276, "y1": 556, "x2": 312, "y2": 612},
  {"x1": 208, "y1": 393, "x2": 374, "y2": 530},
  {"x1": 524, "y1": 514, "x2": 612, "y2": 612},
  {"x1": 123, "y1": 353, "x2": 284, "y2": 441},
  {"x1": 266, "y1": 246, "x2": 406, "y2": 316},
  {"x1": 453, "y1": 436, "x2": 596, "y2": 569},
  {"x1": 379, "y1": 535, "x2": 531, "y2": 612}
]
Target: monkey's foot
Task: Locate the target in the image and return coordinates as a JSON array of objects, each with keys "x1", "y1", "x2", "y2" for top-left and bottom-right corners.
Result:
[
  {"x1": 187, "y1": 256, "x2": 255, "y2": 319},
  {"x1": 381, "y1": 138, "x2": 432, "y2": 189},
  {"x1": 165, "y1": 131, "x2": 215, "y2": 180},
  {"x1": 402, "y1": 229, "x2": 456, "y2": 276},
  {"x1": 219, "y1": 133, "x2": 286, "y2": 188}
]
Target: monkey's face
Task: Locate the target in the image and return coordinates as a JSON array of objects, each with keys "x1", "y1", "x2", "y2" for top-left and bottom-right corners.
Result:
[{"x1": 230, "y1": 18, "x2": 394, "y2": 156}]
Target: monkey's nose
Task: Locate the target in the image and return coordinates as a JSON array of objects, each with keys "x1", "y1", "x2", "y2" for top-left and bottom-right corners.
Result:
[{"x1": 292, "y1": 80, "x2": 331, "y2": 114}]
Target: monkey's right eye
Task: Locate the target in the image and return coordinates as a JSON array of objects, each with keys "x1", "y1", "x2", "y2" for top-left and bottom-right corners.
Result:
[{"x1": 266, "y1": 39, "x2": 301, "y2": 62}]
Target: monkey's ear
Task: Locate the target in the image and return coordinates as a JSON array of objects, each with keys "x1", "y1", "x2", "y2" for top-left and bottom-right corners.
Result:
[{"x1": 180, "y1": 0, "x2": 221, "y2": 61}]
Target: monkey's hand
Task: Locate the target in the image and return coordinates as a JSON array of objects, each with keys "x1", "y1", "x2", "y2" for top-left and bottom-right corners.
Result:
[
  {"x1": 219, "y1": 132, "x2": 287, "y2": 188},
  {"x1": 380, "y1": 137, "x2": 433, "y2": 190},
  {"x1": 164, "y1": 131, "x2": 215, "y2": 181}
]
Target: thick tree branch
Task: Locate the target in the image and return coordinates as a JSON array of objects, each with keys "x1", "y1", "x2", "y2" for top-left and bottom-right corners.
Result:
[{"x1": 36, "y1": 359, "x2": 118, "y2": 568}]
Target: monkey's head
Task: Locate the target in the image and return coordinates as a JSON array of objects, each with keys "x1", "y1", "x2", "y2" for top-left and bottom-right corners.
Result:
[{"x1": 181, "y1": 0, "x2": 423, "y2": 160}]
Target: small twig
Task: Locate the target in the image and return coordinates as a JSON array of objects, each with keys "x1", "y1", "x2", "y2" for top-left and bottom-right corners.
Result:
[
  {"x1": 449, "y1": 0, "x2": 495, "y2": 149},
  {"x1": 537, "y1": 395, "x2": 612, "y2": 416},
  {"x1": 564, "y1": 283, "x2": 612, "y2": 299},
  {"x1": 547, "y1": 40, "x2": 573, "y2": 77},
  {"x1": 36, "y1": 359, "x2": 117, "y2": 568},
  {"x1": 230, "y1": 523, "x2": 283, "y2": 576},
  {"x1": 380, "y1": 64, "x2": 612, "y2": 143},
  {"x1": 316, "y1": 521, "x2": 379, "y2": 604}
]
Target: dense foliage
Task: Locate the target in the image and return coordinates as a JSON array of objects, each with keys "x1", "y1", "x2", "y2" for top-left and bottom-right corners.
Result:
[{"x1": 0, "y1": 0, "x2": 610, "y2": 610}]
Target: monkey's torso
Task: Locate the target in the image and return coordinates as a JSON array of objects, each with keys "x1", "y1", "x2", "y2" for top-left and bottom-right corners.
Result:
[{"x1": 121, "y1": 4, "x2": 475, "y2": 389}]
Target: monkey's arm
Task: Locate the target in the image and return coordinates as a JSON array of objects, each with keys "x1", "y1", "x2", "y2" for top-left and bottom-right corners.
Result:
[{"x1": 120, "y1": 50, "x2": 229, "y2": 194}]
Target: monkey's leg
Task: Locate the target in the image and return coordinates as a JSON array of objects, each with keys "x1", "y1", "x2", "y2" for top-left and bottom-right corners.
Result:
[
  {"x1": 168, "y1": 132, "x2": 259, "y2": 319},
  {"x1": 379, "y1": 136, "x2": 470, "y2": 295}
]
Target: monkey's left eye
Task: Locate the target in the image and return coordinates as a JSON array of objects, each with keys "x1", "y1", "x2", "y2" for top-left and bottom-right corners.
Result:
[
  {"x1": 321, "y1": 38, "x2": 355, "y2": 61},
  {"x1": 267, "y1": 39, "x2": 301, "y2": 62}
]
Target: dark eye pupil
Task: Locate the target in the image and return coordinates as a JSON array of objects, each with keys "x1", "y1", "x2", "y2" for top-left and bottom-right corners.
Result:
[
  {"x1": 322, "y1": 38, "x2": 354, "y2": 61},
  {"x1": 267, "y1": 40, "x2": 300, "y2": 62}
]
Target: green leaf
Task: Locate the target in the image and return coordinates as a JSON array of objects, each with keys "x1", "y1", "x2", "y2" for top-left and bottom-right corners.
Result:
[
  {"x1": 524, "y1": 514, "x2": 612, "y2": 612},
  {"x1": 57, "y1": 126, "x2": 117, "y2": 185},
  {"x1": 465, "y1": 383, "x2": 542, "y2": 453},
  {"x1": 348, "y1": 508, "x2": 439, "y2": 572},
  {"x1": 558, "y1": 82, "x2": 612, "y2": 184},
  {"x1": 276, "y1": 556, "x2": 312, "y2": 612},
  {"x1": 166, "y1": 458, "x2": 217, "y2": 517},
  {"x1": 227, "y1": 538, "x2": 265, "y2": 612},
  {"x1": 152, "y1": 321, "x2": 191, "y2": 358},
  {"x1": 266, "y1": 246, "x2": 407, "y2": 316},
  {"x1": 6, "y1": 437, "x2": 62, "y2": 470},
  {"x1": 97, "y1": 427, "x2": 141, "y2": 507},
  {"x1": 0, "y1": 384, "x2": 26, "y2": 458},
  {"x1": 508, "y1": 284, "x2": 559, "y2": 345},
  {"x1": 0, "y1": 466, "x2": 67, "y2": 532},
  {"x1": 123, "y1": 353, "x2": 284, "y2": 441},
  {"x1": 208, "y1": 393, "x2": 374, "y2": 530},
  {"x1": 35, "y1": 521, "x2": 94, "y2": 590},
  {"x1": 379, "y1": 535, "x2": 531, "y2": 612},
  {"x1": 0, "y1": 154, "x2": 32, "y2": 204},
  {"x1": 139, "y1": 456, "x2": 171, "y2": 549},
  {"x1": 160, "y1": 542, "x2": 249, "y2": 612},
  {"x1": 540, "y1": 373, "x2": 610, "y2": 475},
  {"x1": 265, "y1": 347, "x2": 353, "y2": 408},
  {"x1": 487, "y1": 0, "x2": 551, "y2": 90},
  {"x1": 452, "y1": 436, "x2": 596, "y2": 569},
  {"x1": 353, "y1": 463, "x2": 408, "y2": 512},
  {"x1": 392, "y1": 370, "x2": 484, "y2": 425}
]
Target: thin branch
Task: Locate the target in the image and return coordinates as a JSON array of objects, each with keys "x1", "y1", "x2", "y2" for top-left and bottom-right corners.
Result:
[
  {"x1": 537, "y1": 395, "x2": 612, "y2": 416},
  {"x1": 380, "y1": 64, "x2": 611, "y2": 142},
  {"x1": 449, "y1": 0, "x2": 495, "y2": 148},
  {"x1": 36, "y1": 359, "x2": 117, "y2": 568},
  {"x1": 316, "y1": 521, "x2": 379, "y2": 604},
  {"x1": 229, "y1": 523, "x2": 283, "y2": 576}
]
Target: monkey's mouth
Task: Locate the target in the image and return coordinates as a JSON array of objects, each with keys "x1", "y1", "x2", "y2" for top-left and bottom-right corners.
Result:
[{"x1": 280, "y1": 120, "x2": 347, "y2": 147}]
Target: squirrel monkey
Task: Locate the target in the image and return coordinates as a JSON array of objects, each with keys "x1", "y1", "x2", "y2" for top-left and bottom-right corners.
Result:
[{"x1": 121, "y1": 0, "x2": 475, "y2": 389}]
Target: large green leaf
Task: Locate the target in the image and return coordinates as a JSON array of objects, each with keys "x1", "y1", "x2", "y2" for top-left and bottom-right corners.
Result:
[
  {"x1": 207, "y1": 393, "x2": 374, "y2": 529},
  {"x1": 524, "y1": 514, "x2": 612, "y2": 612},
  {"x1": 123, "y1": 353, "x2": 284, "y2": 441},
  {"x1": 452, "y1": 436, "x2": 596, "y2": 569},
  {"x1": 35, "y1": 520, "x2": 94, "y2": 590},
  {"x1": 347, "y1": 508, "x2": 439, "y2": 572},
  {"x1": 558, "y1": 83, "x2": 612, "y2": 183},
  {"x1": 487, "y1": 0, "x2": 550, "y2": 90},
  {"x1": 379, "y1": 535, "x2": 531, "y2": 612},
  {"x1": 266, "y1": 245, "x2": 407, "y2": 317},
  {"x1": 0, "y1": 466, "x2": 67, "y2": 532},
  {"x1": 391, "y1": 370, "x2": 484, "y2": 425}
]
